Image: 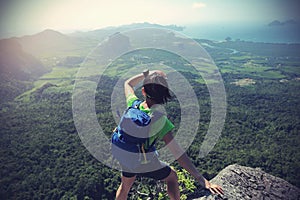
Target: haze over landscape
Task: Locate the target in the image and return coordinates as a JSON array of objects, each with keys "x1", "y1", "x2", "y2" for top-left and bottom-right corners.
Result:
[{"x1": 1, "y1": 0, "x2": 300, "y2": 42}]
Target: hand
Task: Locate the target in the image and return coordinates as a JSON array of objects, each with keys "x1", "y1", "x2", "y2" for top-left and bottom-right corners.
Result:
[
  {"x1": 206, "y1": 182, "x2": 224, "y2": 195},
  {"x1": 151, "y1": 70, "x2": 167, "y2": 78}
]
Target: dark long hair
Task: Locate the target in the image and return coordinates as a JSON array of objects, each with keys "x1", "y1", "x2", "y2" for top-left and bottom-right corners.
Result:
[{"x1": 143, "y1": 72, "x2": 171, "y2": 104}]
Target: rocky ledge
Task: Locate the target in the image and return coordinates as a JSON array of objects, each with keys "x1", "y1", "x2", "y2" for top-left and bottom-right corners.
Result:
[{"x1": 193, "y1": 164, "x2": 300, "y2": 200}]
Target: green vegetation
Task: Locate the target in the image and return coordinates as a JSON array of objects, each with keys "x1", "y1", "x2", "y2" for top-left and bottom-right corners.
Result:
[{"x1": 0, "y1": 35, "x2": 299, "y2": 199}]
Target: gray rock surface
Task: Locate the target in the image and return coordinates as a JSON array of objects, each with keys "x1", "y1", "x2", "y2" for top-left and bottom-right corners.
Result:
[{"x1": 193, "y1": 164, "x2": 300, "y2": 200}]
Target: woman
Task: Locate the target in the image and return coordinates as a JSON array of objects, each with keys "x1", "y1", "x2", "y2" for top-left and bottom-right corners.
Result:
[{"x1": 115, "y1": 70, "x2": 223, "y2": 200}]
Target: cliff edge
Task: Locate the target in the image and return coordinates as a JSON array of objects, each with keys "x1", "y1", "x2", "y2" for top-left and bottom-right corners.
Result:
[{"x1": 193, "y1": 164, "x2": 300, "y2": 200}]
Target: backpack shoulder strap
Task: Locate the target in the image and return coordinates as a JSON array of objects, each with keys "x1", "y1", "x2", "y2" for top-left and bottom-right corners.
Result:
[{"x1": 131, "y1": 99, "x2": 143, "y2": 109}]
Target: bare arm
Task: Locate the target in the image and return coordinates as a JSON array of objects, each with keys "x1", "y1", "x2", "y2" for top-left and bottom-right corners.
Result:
[
  {"x1": 124, "y1": 73, "x2": 145, "y2": 97},
  {"x1": 163, "y1": 132, "x2": 224, "y2": 195}
]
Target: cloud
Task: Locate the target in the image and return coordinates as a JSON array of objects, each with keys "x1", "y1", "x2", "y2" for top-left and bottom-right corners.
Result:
[{"x1": 193, "y1": 2, "x2": 206, "y2": 9}]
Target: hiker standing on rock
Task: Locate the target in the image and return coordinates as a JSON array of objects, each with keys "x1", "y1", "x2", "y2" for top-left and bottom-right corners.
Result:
[{"x1": 111, "y1": 70, "x2": 223, "y2": 199}]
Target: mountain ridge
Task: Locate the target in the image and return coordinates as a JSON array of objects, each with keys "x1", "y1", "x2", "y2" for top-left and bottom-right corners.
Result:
[
  {"x1": 0, "y1": 38, "x2": 48, "y2": 103},
  {"x1": 16, "y1": 29, "x2": 78, "y2": 57},
  {"x1": 268, "y1": 19, "x2": 298, "y2": 27}
]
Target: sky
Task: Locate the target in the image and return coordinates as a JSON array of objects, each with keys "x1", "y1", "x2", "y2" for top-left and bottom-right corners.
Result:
[{"x1": 0, "y1": 0, "x2": 299, "y2": 38}]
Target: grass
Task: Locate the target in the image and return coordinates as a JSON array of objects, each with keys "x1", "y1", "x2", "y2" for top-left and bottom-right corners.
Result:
[
  {"x1": 16, "y1": 65, "x2": 81, "y2": 102},
  {"x1": 40, "y1": 66, "x2": 79, "y2": 79},
  {"x1": 280, "y1": 66, "x2": 300, "y2": 75},
  {"x1": 16, "y1": 42, "x2": 299, "y2": 103},
  {"x1": 219, "y1": 58, "x2": 287, "y2": 79},
  {"x1": 230, "y1": 55, "x2": 253, "y2": 61}
]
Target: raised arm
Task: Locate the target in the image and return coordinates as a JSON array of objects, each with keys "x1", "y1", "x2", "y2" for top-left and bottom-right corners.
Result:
[
  {"x1": 124, "y1": 72, "x2": 145, "y2": 97},
  {"x1": 163, "y1": 132, "x2": 224, "y2": 195}
]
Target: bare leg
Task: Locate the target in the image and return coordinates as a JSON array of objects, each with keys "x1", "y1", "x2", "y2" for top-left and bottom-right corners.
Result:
[
  {"x1": 163, "y1": 168, "x2": 180, "y2": 200},
  {"x1": 116, "y1": 175, "x2": 136, "y2": 200}
]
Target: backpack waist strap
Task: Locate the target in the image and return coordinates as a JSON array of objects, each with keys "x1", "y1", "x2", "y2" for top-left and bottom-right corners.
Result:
[{"x1": 116, "y1": 127, "x2": 156, "y2": 152}]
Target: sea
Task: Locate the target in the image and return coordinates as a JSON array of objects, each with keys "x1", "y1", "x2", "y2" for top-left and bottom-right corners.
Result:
[
  {"x1": 1, "y1": 23, "x2": 299, "y2": 44},
  {"x1": 182, "y1": 24, "x2": 300, "y2": 44}
]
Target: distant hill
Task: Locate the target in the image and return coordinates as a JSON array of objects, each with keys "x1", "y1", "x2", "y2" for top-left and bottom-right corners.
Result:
[
  {"x1": 0, "y1": 39, "x2": 49, "y2": 103},
  {"x1": 268, "y1": 19, "x2": 298, "y2": 27},
  {"x1": 70, "y1": 22, "x2": 185, "y2": 42},
  {"x1": 109, "y1": 22, "x2": 184, "y2": 31},
  {"x1": 0, "y1": 23, "x2": 185, "y2": 103},
  {"x1": 16, "y1": 29, "x2": 81, "y2": 57},
  {"x1": 11, "y1": 23, "x2": 184, "y2": 59}
]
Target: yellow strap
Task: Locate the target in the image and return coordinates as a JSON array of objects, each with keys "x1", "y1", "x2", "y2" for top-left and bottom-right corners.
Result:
[{"x1": 141, "y1": 144, "x2": 147, "y2": 162}]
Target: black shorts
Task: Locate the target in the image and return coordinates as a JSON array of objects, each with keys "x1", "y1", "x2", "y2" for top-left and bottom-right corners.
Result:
[{"x1": 122, "y1": 161, "x2": 171, "y2": 180}]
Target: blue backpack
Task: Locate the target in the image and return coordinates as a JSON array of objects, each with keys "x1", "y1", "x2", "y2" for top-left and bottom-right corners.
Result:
[{"x1": 111, "y1": 100, "x2": 158, "y2": 171}]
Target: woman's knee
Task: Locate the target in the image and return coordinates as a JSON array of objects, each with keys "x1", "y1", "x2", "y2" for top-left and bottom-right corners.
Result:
[
  {"x1": 164, "y1": 168, "x2": 178, "y2": 183},
  {"x1": 120, "y1": 176, "x2": 136, "y2": 192}
]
